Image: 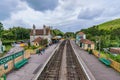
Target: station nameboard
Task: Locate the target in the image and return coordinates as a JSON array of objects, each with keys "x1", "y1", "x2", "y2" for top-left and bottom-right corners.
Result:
[
  {"x1": 0, "y1": 55, "x2": 13, "y2": 65},
  {"x1": 13, "y1": 51, "x2": 23, "y2": 58},
  {"x1": 0, "y1": 50, "x2": 24, "y2": 65}
]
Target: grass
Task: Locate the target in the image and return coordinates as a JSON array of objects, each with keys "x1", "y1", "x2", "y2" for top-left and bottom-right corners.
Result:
[
  {"x1": 98, "y1": 18, "x2": 120, "y2": 30},
  {"x1": 100, "y1": 52, "x2": 107, "y2": 58}
]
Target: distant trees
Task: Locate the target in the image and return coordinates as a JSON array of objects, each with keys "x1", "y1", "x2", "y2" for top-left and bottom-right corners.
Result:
[
  {"x1": 0, "y1": 22, "x2": 4, "y2": 38},
  {"x1": 111, "y1": 28, "x2": 120, "y2": 39},
  {"x1": 0, "y1": 22, "x2": 30, "y2": 40},
  {"x1": 64, "y1": 32, "x2": 75, "y2": 38},
  {"x1": 51, "y1": 29, "x2": 64, "y2": 37},
  {"x1": 9, "y1": 27, "x2": 30, "y2": 40},
  {"x1": 77, "y1": 25, "x2": 120, "y2": 50}
]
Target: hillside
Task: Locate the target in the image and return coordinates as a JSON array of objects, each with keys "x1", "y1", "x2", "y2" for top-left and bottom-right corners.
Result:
[
  {"x1": 98, "y1": 18, "x2": 120, "y2": 30},
  {"x1": 77, "y1": 18, "x2": 120, "y2": 49}
]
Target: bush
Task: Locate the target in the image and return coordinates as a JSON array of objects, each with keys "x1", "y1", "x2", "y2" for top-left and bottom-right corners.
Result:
[
  {"x1": 109, "y1": 54, "x2": 120, "y2": 63},
  {"x1": 115, "y1": 55, "x2": 120, "y2": 63},
  {"x1": 31, "y1": 46, "x2": 37, "y2": 49},
  {"x1": 2, "y1": 40, "x2": 14, "y2": 45},
  {"x1": 40, "y1": 39, "x2": 48, "y2": 46}
]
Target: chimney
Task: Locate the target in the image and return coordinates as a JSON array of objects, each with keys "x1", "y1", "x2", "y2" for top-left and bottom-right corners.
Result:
[
  {"x1": 33, "y1": 24, "x2": 36, "y2": 40},
  {"x1": 43, "y1": 25, "x2": 46, "y2": 35},
  {"x1": 33, "y1": 24, "x2": 36, "y2": 35},
  {"x1": 48, "y1": 26, "x2": 51, "y2": 35}
]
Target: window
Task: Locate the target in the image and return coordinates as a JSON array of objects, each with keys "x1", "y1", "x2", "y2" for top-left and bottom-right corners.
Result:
[
  {"x1": 88, "y1": 44, "x2": 91, "y2": 48},
  {"x1": 79, "y1": 36, "x2": 83, "y2": 39}
]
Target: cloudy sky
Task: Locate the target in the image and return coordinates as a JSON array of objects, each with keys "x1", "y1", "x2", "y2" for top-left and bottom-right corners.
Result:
[{"x1": 0, "y1": 0, "x2": 120, "y2": 32}]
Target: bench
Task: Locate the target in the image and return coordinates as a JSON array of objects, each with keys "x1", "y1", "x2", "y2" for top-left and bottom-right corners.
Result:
[
  {"x1": 14, "y1": 58, "x2": 28, "y2": 69},
  {"x1": 99, "y1": 58, "x2": 111, "y2": 66}
]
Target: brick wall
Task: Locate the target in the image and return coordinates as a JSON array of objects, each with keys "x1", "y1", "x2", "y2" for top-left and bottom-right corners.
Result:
[{"x1": 110, "y1": 48, "x2": 120, "y2": 54}]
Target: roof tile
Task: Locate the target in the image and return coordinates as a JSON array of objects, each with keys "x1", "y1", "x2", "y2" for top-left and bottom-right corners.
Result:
[{"x1": 80, "y1": 39, "x2": 94, "y2": 44}]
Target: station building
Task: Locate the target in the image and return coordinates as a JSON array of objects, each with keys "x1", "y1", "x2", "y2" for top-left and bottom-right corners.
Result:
[
  {"x1": 30, "y1": 24, "x2": 52, "y2": 46},
  {"x1": 76, "y1": 32, "x2": 95, "y2": 50},
  {"x1": 76, "y1": 32, "x2": 86, "y2": 46},
  {"x1": 80, "y1": 39, "x2": 95, "y2": 50}
]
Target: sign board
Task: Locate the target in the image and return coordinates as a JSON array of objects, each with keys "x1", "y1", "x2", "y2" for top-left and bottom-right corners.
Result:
[
  {"x1": 0, "y1": 50, "x2": 24, "y2": 65},
  {"x1": 13, "y1": 51, "x2": 23, "y2": 58},
  {"x1": 0, "y1": 56, "x2": 13, "y2": 65}
]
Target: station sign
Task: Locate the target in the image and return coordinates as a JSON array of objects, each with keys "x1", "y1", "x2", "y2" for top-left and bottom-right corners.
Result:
[
  {"x1": 0, "y1": 55, "x2": 13, "y2": 65},
  {"x1": 0, "y1": 50, "x2": 24, "y2": 65},
  {"x1": 13, "y1": 51, "x2": 23, "y2": 58}
]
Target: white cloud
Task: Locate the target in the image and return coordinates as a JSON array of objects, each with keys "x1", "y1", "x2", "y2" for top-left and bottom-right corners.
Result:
[{"x1": 1, "y1": 0, "x2": 120, "y2": 32}]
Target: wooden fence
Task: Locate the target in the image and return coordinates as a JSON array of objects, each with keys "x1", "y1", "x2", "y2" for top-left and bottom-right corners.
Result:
[{"x1": 110, "y1": 59, "x2": 120, "y2": 72}]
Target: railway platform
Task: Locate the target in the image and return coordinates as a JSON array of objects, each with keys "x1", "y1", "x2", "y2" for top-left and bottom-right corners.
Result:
[
  {"x1": 6, "y1": 43, "x2": 60, "y2": 80},
  {"x1": 71, "y1": 40, "x2": 120, "y2": 80}
]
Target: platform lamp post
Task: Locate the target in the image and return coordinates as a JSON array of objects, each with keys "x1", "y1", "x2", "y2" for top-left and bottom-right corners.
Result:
[{"x1": 96, "y1": 36, "x2": 101, "y2": 58}]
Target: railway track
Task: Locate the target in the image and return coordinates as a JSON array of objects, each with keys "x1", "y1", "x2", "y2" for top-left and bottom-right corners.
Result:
[
  {"x1": 37, "y1": 40, "x2": 66, "y2": 80},
  {"x1": 66, "y1": 40, "x2": 87, "y2": 80},
  {"x1": 35, "y1": 40, "x2": 88, "y2": 80}
]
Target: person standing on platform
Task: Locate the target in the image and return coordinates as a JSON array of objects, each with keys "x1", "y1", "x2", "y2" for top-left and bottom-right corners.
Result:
[
  {"x1": 38, "y1": 49, "x2": 42, "y2": 55},
  {"x1": 42, "y1": 48, "x2": 45, "y2": 54}
]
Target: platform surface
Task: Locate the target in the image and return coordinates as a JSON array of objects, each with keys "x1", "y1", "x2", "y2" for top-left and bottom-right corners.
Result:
[
  {"x1": 7, "y1": 43, "x2": 59, "y2": 80},
  {"x1": 71, "y1": 40, "x2": 120, "y2": 80}
]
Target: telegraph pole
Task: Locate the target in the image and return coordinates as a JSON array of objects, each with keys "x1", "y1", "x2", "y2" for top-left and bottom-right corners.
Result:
[{"x1": 98, "y1": 37, "x2": 101, "y2": 57}]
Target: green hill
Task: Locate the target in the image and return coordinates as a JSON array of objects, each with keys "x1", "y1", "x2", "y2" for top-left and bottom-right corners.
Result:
[
  {"x1": 98, "y1": 18, "x2": 120, "y2": 30},
  {"x1": 77, "y1": 18, "x2": 120, "y2": 49}
]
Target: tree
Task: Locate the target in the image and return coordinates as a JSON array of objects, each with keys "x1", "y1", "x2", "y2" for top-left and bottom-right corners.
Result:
[
  {"x1": 51, "y1": 29, "x2": 64, "y2": 37},
  {"x1": 64, "y1": 32, "x2": 75, "y2": 38},
  {"x1": 0, "y1": 22, "x2": 4, "y2": 38},
  {"x1": 111, "y1": 28, "x2": 120, "y2": 40},
  {"x1": 1, "y1": 26, "x2": 30, "y2": 40}
]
